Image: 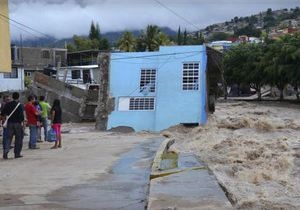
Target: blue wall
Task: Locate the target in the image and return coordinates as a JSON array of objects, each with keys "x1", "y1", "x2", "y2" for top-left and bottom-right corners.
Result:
[{"x1": 108, "y1": 45, "x2": 207, "y2": 132}]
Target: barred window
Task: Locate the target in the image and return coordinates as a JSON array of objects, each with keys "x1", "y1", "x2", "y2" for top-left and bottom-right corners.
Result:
[
  {"x1": 3, "y1": 68, "x2": 18, "y2": 78},
  {"x1": 42, "y1": 50, "x2": 50, "y2": 59},
  {"x1": 140, "y1": 69, "x2": 156, "y2": 93},
  {"x1": 71, "y1": 70, "x2": 81, "y2": 79},
  {"x1": 129, "y1": 97, "x2": 155, "y2": 110},
  {"x1": 182, "y1": 63, "x2": 199, "y2": 90},
  {"x1": 25, "y1": 72, "x2": 32, "y2": 77}
]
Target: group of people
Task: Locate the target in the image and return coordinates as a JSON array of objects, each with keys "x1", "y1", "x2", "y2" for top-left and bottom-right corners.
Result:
[{"x1": 1, "y1": 92, "x2": 62, "y2": 159}]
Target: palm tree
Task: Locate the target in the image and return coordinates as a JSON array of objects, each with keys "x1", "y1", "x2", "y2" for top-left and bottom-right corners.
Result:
[
  {"x1": 144, "y1": 25, "x2": 160, "y2": 51},
  {"x1": 117, "y1": 31, "x2": 136, "y2": 52},
  {"x1": 141, "y1": 25, "x2": 172, "y2": 51},
  {"x1": 157, "y1": 32, "x2": 172, "y2": 46}
]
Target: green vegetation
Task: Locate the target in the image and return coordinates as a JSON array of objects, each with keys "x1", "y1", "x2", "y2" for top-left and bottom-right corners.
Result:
[
  {"x1": 117, "y1": 25, "x2": 173, "y2": 52},
  {"x1": 117, "y1": 31, "x2": 136, "y2": 52},
  {"x1": 24, "y1": 76, "x2": 32, "y2": 88},
  {"x1": 203, "y1": 6, "x2": 300, "y2": 41},
  {"x1": 209, "y1": 32, "x2": 231, "y2": 41},
  {"x1": 234, "y1": 25, "x2": 262, "y2": 37},
  {"x1": 67, "y1": 21, "x2": 110, "y2": 52},
  {"x1": 224, "y1": 32, "x2": 300, "y2": 100}
]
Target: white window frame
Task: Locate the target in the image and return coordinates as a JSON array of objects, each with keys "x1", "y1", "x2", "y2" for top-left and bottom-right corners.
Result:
[
  {"x1": 3, "y1": 68, "x2": 18, "y2": 79},
  {"x1": 118, "y1": 97, "x2": 155, "y2": 111},
  {"x1": 25, "y1": 71, "x2": 32, "y2": 77},
  {"x1": 182, "y1": 62, "x2": 200, "y2": 91},
  {"x1": 71, "y1": 70, "x2": 81, "y2": 79}
]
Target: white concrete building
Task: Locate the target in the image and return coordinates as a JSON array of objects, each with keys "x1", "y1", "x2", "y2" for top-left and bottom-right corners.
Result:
[{"x1": 0, "y1": 65, "x2": 25, "y2": 92}]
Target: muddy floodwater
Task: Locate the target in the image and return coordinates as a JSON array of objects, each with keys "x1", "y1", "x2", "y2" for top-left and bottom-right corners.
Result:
[{"x1": 165, "y1": 101, "x2": 300, "y2": 209}]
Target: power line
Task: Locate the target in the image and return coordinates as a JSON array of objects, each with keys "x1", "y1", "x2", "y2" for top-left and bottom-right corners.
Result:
[
  {"x1": 0, "y1": 16, "x2": 41, "y2": 39},
  {"x1": 113, "y1": 52, "x2": 200, "y2": 65},
  {"x1": 0, "y1": 12, "x2": 52, "y2": 39},
  {"x1": 111, "y1": 50, "x2": 205, "y2": 60},
  {"x1": 116, "y1": 50, "x2": 202, "y2": 104},
  {"x1": 152, "y1": 0, "x2": 201, "y2": 31},
  {"x1": 118, "y1": 53, "x2": 178, "y2": 102}
]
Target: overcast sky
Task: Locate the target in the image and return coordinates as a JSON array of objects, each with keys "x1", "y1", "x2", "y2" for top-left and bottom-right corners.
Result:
[{"x1": 7, "y1": 0, "x2": 300, "y2": 40}]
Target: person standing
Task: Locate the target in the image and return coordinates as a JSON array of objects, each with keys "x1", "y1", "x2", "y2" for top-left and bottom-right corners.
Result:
[
  {"x1": 33, "y1": 98, "x2": 42, "y2": 142},
  {"x1": 1, "y1": 95, "x2": 11, "y2": 151},
  {"x1": 1, "y1": 92, "x2": 24, "y2": 159},
  {"x1": 25, "y1": 95, "x2": 39, "y2": 149},
  {"x1": 50, "y1": 99, "x2": 62, "y2": 149},
  {"x1": 39, "y1": 96, "x2": 51, "y2": 142}
]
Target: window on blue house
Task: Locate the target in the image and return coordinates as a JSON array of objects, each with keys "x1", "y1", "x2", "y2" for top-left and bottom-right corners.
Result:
[
  {"x1": 130, "y1": 97, "x2": 155, "y2": 110},
  {"x1": 182, "y1": 62, "x2": 199, "y2": 90},
  {"x1": 118, "y1": 97, "x2": 155, "y2": 111},
  {"x1": 140, "y1": 69, "x2": 156, "y2": 93}
]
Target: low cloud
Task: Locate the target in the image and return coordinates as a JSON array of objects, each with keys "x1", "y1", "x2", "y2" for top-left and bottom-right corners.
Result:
[{"x1": 8, "y1": 0, "x2": 300, "y2": 40}]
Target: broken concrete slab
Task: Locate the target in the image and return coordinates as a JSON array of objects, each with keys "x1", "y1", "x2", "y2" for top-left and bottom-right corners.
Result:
[
  {"x1": 148, "y1": 138, "x2": 233, "y2": 210},
  {"x1": 148, "y1": 169, "x2": 233, "y2": 210}
]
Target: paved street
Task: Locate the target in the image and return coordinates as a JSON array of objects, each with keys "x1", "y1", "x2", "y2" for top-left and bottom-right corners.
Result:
[{"x1": 0, "y1": 125, "x2": 162, "y2": 210}]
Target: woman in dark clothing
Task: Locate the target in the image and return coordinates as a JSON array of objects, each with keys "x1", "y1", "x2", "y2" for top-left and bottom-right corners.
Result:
[{"x1": 50, "y1": 99, "x2": 62, "y2": 149}]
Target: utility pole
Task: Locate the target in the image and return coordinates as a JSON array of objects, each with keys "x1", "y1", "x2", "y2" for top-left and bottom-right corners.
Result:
[{"x1": 95, "y1": 52, "x2": 110, "y2": 130}]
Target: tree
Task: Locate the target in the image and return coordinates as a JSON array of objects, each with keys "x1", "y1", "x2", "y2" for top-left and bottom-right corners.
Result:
[
  {"x1": 263, "y1": 8, "x2": 276, "y2": 29},
  {"x1": 266, "y1": 8, "x2": 273, "y2": 16},
  {"x1": 136, "y1": 35, "x2": 147, "y2": 52},
  {"x1": 100, "y1": 38, "x2": 110, "y2": 51},
  {"x1": 72, "y1": 35, "x2": 94, "y2": 51},
  {"x1": 186, "y1": 32, "x2": 205, "y2": 45},
  {"x1": 234, "y1": 24, "x2": 262, "y2": 37},
  {"x1": 233, "y1": 16, "x2": 239, "y2": 23},
  {"x1": 224, "y1": 43, "x2": 266, "y2": 100},
  {"x1": 183, "y1": 29, "x2": 187, "y2": 45},
  {"x1": 117, "y1": 31, "x2": 136, "y2": 52},
  {"x1": 263, "y1": 39, "x2": 290, "y2": 100},
  {"x1": 89, "y1": 21, "x2": 101, "y2": 41},
  {"x1": 244, "y1": 43, "x2": 266, "y2": 100},
  {"x1": 249, "y1": 15, "x2": 258, "y2": 25},
  {"x1": 157, "y1": 32, "x2": 172, "y2": 46},
  {"x1": 278, "y1": 33, "x2": 300, "y2": 101},
  {"x1": 68, "y1": 21, "x2": 110, "y2": 51},
  {"x1": 177, "y1": 26, "x2": 182, "y2": 45},
  {"x1": 144, "y1": 25, "x2": 160, "y2": 51},
  {"x1": 209, "y1": 32, "x2": 230, "y2": 41},
  {"x1": 223, "y1": 44, "x2": 248, "y2": 96},
  {"x1": 137, "y1": 25, "x2": 172, "y2": 51}
]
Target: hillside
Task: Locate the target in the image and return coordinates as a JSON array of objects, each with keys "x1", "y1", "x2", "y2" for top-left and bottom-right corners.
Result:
[
  {"x1": 191, "y1": 7, "x2": 300, "y2": 39},
  {"x1": 11, "y1": 27, "x2": 176, "y2": 48}
]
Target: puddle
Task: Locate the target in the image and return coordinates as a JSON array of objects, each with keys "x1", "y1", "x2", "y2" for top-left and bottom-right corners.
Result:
[
  {"x1": 48, "y1": 137, "x2": 163, "y2": 210},
  {"x1": 160, "y1": 152, "x2": 178, "y2": 170}
]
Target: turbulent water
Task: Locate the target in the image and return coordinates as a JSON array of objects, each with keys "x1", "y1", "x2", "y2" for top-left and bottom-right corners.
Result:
[{"x1": 164, "y1": 101, "x2": 300, "y2": 210}]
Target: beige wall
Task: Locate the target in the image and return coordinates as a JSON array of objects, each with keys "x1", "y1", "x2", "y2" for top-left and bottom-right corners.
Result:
[{"x1": 0, "y1": 0, "x2": 11, "y2": 72}]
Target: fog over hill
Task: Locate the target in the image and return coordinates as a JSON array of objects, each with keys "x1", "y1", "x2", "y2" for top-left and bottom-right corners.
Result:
[
  {"x1": 9, "y1": 0, "x2": 299, "y2": 40},
  {"x1": 11, "y1": 27, "x2": 177, "y2": 48}
]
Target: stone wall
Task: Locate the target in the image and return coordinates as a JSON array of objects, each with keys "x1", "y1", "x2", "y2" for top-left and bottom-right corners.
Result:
[{"x1": 30, "y1": 72, "x2": 98, "y2": 123}]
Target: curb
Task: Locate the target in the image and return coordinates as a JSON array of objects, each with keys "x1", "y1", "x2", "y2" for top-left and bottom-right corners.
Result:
[
  {"x1": 150, "y1": 138, "x2": 175, "y2": 179},
  {"x1": 147, "y1": 138, "x2": 233, "y2": 210}
]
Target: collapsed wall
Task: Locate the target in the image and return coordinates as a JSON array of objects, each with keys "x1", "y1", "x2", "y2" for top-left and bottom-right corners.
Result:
[{"x1": 30, "y1": 72, "x2": 98, "y2": 122}]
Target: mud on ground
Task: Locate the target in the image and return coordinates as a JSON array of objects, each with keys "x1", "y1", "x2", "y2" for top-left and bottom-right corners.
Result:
[{"x1": 163, "y1": 101, "x2": 300, "y2": 210}]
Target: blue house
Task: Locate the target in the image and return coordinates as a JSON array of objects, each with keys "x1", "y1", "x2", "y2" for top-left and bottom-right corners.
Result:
[{"x1": 108, "y1": 45, "x2": 207, "y2": 132}]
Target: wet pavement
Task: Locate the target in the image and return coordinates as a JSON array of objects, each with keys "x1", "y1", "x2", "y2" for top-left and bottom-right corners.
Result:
[
  {"x1": 148, "y1": 152, "x2": 233, "y2": 210},
  {"x1": 46, "y1": 137, "x2": 163, "y2": 210}
]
